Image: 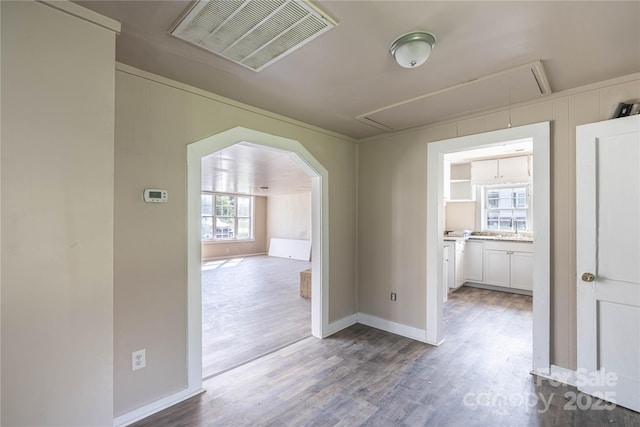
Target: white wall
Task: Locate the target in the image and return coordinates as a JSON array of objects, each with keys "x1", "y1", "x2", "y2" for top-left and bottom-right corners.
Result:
[
  {"x1": 267, "y1": 193, "x2": 312, "y2": 246},
  {"x1": 1, "y1": 2, "x2": 119, "y2": 425}
]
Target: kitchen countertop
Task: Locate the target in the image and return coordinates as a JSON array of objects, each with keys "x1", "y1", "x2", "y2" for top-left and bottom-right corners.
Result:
[
  {"x1": 468, "y1": 235, "x2": 533, "y2": 243},
  {"x1": 443, "y1": 234, "x2": 533, "y2": 243},
  {"x1": 443, "y1": 236, "x2": 466, "y2": 242}
]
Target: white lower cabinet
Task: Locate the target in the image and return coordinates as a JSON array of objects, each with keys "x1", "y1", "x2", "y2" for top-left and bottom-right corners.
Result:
[
  {"x1": 443, "y1": 245, "x2": 450, "y2": 302},
  {"x1": 447, "y1": 245, "x2": 455, "y2": 289},
  {"x1": 483, "y1": 241, "x2": 533, "y2": 291},
  {"x1": 484, "y1": 249, "x2": 511, "y2": 287},
  {"x1": 443, "y1": 239, "x2": 532, "y2": 295},
  {"x1": 464, "y1": 241, "x2": 484, "y2": 282},
  {"x1": 443, "y1": 239, "x2": 465, "y2": 289},
  {"x1": 510, "y1": 251, "x2": 533, "y2": 291},
  {"x1": 454, "y1": 240, "x2": 465, "y2": 288}
]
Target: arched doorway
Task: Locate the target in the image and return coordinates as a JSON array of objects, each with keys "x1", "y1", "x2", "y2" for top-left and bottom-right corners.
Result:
[{"x1": 185, "y1": 127, "x2": 329, "y2": 393}]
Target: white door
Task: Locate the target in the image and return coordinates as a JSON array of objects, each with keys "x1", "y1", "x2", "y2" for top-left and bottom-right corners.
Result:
[{"x1": 576, "y1": 115, "x2": 640, "y2": 412}]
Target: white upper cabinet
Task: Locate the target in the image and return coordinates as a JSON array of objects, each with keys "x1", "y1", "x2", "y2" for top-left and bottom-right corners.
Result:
[
  {"x1": 498, "y1": 156, "x2": 529, "y2": 179},
  {"x1": 471, "y1": 159, "x2": 498, "y2": 181},
  {"x1": 471, "y1": 156, "x2": 530, "y2": 183},
  {"x1": 446, "y1": 163, "x2": 475, "y2": 201}
]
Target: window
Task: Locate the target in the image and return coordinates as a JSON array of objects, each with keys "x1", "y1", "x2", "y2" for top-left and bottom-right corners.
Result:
[
  {"x1": 483, "y1": 185, "x2": 530, "y2": 231},
  {"x1": 201, "y1": 193, "x2": 253, "y2": 241}
]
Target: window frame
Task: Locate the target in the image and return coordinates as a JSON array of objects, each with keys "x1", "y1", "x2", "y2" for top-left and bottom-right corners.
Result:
[
  {"x1": 201, "y1": 192, "x2": 255, "y2": 242},
  {"x1": 478, "y1": 183, "x2": 532, "y2": 232}
]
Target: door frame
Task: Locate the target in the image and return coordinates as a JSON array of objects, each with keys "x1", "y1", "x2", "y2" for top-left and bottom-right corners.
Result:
[
  {"x1": 185, "y1": 127, "x2": 329, "y2": 394},
  {"x1": 426, "y1": 121, "x2": 551, "y2": 374}
]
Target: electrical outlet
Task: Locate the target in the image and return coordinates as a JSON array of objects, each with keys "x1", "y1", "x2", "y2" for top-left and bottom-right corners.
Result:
[
  {"x1": 132, "y1": 349, "x2": 146, "y2": 371},
  {"x1": 391, "y1": 292, "x2": 397, "y2": 301}
]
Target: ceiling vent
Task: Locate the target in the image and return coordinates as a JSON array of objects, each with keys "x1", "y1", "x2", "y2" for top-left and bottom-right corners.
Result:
[{"x1": 170, "y1": 0, "x2": 337, "y2": 72}]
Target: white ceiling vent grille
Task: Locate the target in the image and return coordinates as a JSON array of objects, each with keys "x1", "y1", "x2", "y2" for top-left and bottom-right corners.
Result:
[{"x1": 170, "y1": 0, "x2": 336, "y2": 72}]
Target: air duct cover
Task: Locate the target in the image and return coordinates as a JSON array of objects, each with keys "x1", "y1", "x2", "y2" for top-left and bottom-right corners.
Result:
[{"x1": 170, "y1": 0, "x2": 336, "y2": 72}]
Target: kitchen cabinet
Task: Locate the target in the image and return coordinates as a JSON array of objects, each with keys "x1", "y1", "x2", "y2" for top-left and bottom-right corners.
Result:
[
  {"x1": 510, "y1": 251, "x2": 533, "y2": 291},
  {"x1": 444, "y1": 239, "x2": 465, "y2": 290},
  {"x1": 484, "y1": 241, "x2": 533, "y2": 291},
  {"x1": 443, "y1": 238, "x2": 532, "y2": 294},
  {"x1": 446, "y1": 243, "x2": 455, "y2": 289},
  {"x1": 484, "y1": 250, "x2": 512, "y2": 287},
  {"x1": 445, "y1": 162, "x2": 475, "y2": 201},
  {"x1": 443, "y1": 245, "x2": 450, "y2": 302},
  {"x1": 471, "y1": 156, "x2": 530, "y2": 183},
  {"x1": 454, "y1": 240, "x2": 465, "y2": 288},
  {"x1": 464, "y1": 240, "x2": 484, "y2": 282},
  {"x1": 449, "y1": 163, "x2": 474, "y2": 201}
]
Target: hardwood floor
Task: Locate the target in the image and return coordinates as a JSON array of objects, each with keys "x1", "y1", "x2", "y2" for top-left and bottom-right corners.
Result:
[
  {"x1": 134, "y1": 286, "x2": 640, "y2": 426},
  {"x1": 202, "y1": 255, "x2": 312, "y2": 379}
]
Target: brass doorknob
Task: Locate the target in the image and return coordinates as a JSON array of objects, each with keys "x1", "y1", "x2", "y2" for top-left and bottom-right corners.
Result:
[{"x1": 581, "y1": 272, "x2": 595, "y2": 282}]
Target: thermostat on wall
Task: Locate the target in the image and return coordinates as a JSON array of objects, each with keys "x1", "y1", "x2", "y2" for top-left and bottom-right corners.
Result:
[{"x1": 143, "y1": 189, "x2": 168, "y2": 203}]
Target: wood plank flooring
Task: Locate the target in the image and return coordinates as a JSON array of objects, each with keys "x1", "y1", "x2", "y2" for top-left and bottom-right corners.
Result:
[
  {"x1": 202, "y1": 256, "x2": 311, "y2": 379},
  {"x1": 134, "y1": 286, "x2": 640, "y2": 426}
]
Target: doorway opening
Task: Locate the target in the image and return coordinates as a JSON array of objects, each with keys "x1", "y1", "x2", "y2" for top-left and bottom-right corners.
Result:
[
  {"x1": 186, "y1": 127, "x2": 329, "y2": 394},
  {"x1": 442, "y1": 138, "x2": 534, "y2": 301},
  {"x1": 426, "y1": 122, "x2": 551, "y2": 375},
  {"x1": 199, "y1": 142, "x2": 313, "y2": 379}
]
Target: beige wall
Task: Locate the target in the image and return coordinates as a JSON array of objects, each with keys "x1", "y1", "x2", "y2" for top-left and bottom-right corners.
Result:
[
  {"x1": 444, "y1": 201, "x2": 476, "y2": 231},
  {"x1": 114, "y1": 66, "x2": 357, "y2": 416},
  {"x1": 2, "y1": 2, "x2": 636, "y2": 421},
  {"x1": 1, "y1": 1, "x2": 117, "y2": 425},
  {"x1": 358, "y1": 74, "x2": 640, "y2": 370},
  {"x1": 267, "y1": 192, "x2": 312, "y2": 246},
  {"x1": 202, "y1": 195, "x2": 267, "y2": 260}
]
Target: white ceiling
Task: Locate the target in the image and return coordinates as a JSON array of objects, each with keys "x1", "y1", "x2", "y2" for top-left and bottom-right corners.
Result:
[
  {"x1": 75, "y1": 1, "x2": 640, "y2": 194},
  {"x1": 201, "y1": 142, "x2": 311, "y2": 195},
  {"x1": 444, "y1": 138, "x2": 533, "y2": 164}
]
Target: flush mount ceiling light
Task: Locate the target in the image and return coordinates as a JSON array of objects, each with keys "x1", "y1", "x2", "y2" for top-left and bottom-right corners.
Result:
[{"x1": 390, "y1": 31, "x2": 436, "y2": 68}]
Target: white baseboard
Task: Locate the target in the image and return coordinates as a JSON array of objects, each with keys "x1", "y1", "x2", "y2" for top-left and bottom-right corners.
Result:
[
  {"x1": 323, "y1": 314, "x2": 358, "y2": 337},
  {"x1": 357, "y1": 312, "x2": 428, "y2": 343},
  {"x1": 531, "y1": 365, "x2": 577, "y2": 388},
  {"x1": 202, "y1": 252, "x2": 267, "y2": 262},
  {"x1": 113, "y1": 387, "x2": 205, "y2": 427}
]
